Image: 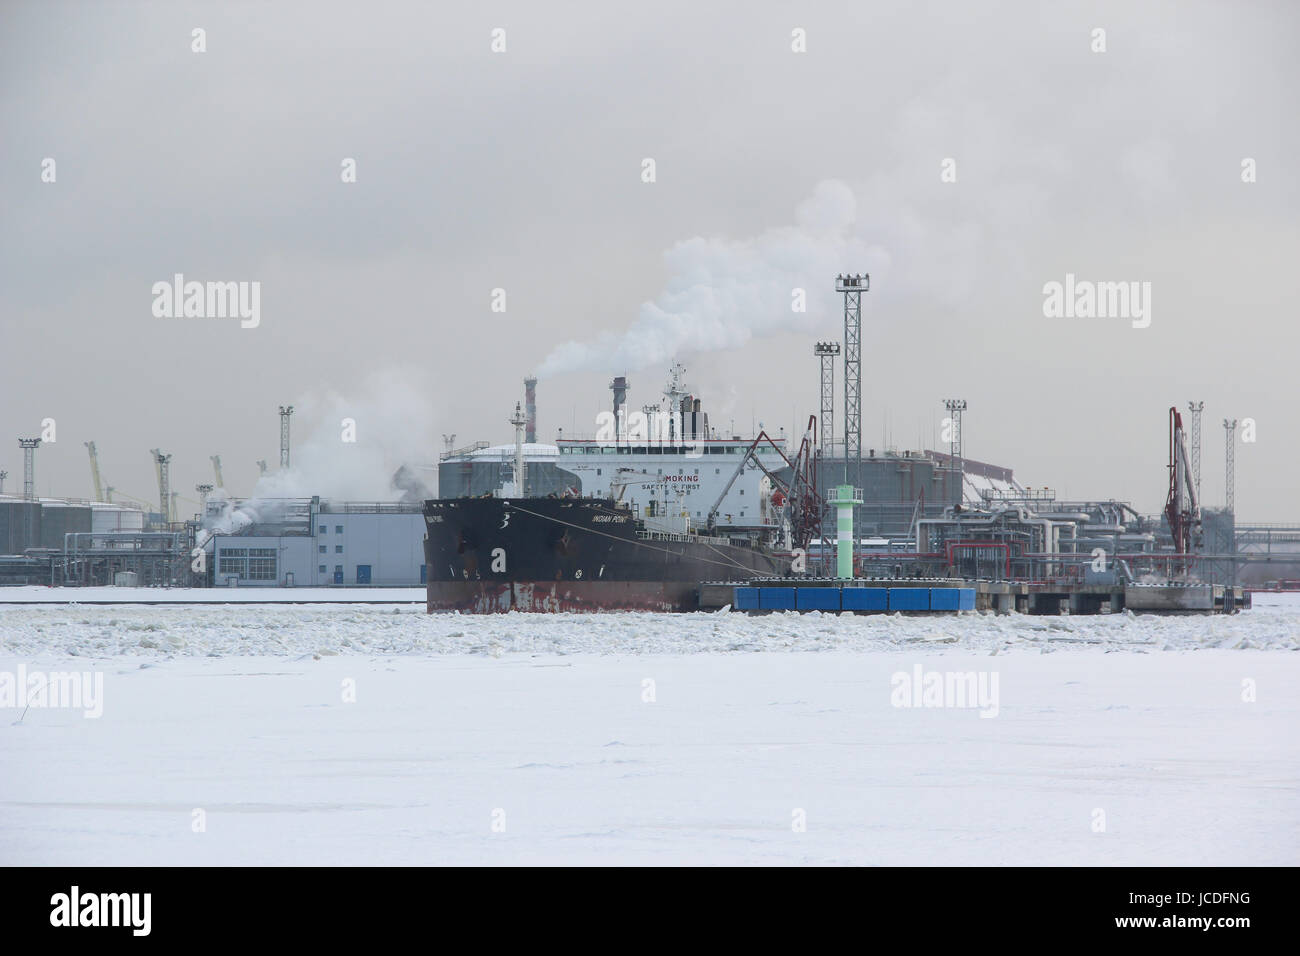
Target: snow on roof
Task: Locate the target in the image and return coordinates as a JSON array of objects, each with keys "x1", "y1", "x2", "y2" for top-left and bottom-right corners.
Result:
[{"x1": 458, "y1": 443, "x2": 560, "y2": 461}]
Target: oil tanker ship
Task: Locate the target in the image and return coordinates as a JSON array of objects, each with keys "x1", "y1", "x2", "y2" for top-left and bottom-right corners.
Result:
[{"x1": 424, "y1": 366, "x2": 819, "y2": 612}]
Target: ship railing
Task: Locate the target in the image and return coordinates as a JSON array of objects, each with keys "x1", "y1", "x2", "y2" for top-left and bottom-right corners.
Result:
[
  {"x1": 439, "y1": 441, "x2": 491, "y2": 460},
  {"x1": 319, "y1": 501, "x2": 423, "y2": 514},
  {"x1": 637, "y1": 529, "x2": 736, "y2": 546}
]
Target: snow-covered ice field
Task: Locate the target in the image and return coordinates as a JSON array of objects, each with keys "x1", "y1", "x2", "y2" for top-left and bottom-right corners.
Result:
[{"x1": 1, "y1": 595, "x2": 1297, "y2": 865}]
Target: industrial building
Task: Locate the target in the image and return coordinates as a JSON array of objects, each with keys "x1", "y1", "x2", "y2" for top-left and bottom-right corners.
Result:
[
  {"x1": 200, "y1": 498, "x2": 426, "y2": 587},
  {"x1": 0, "y1": 495, "x2": 153, "y2": 585}
]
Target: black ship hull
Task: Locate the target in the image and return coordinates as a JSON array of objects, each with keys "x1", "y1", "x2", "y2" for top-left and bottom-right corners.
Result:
[{"x1": 423, "y1": 497, "x2": 785, "y2": 612}]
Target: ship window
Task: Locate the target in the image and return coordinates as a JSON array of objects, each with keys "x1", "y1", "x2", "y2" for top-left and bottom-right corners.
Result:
[
  {"x1": 318, "y1": 524, "x2": 325, "y2": 534},
  {"x1": 335, "y1": 565, "x2": 343, "y2": 573},
  {"x1": 739, "y1": 489, "x2": 744, "y2": 495},
  {"x1": 715, "y1": 469, "x2": 720, "y2": 474},
  {"x1": 319, "y1": 545, "x2": 326, "y2": 554},
  {"x1": 335, "y1": 545, "x2": 344, "y2": 553},
  {"x1": 596, "y1": 469, "x2": 601, "y2": 476},
  {"x1": 318, "y1": 565, "x2": 326, "y2": 573},
  {"x1": 694, "y1": 468, "x2": 698, "y2": 474}
]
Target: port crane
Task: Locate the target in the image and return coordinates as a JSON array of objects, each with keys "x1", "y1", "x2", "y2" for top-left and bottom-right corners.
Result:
[
  {"x1": 1164, "y1": 406, "x2": 1201, "y2": 561},
  {"x1": 706, "y1": 415, "x2": 824, "y2": 550},
  {"x1": 84, "y1": 441, "x2": 105, "y2": 502},
  {"x1": 210, "y1": 455, "x2": 225, "y2": 489}
]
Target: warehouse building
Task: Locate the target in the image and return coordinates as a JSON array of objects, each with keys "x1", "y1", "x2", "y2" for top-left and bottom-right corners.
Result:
[{"x1": 203, "y1": 498, "x2": 426, "y2": 587}]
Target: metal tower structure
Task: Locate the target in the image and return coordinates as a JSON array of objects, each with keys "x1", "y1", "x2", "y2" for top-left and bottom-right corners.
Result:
[
  {"x1": 0, "y1": 470, "x2": 7, "y2": 494},
  {"x1": 1187, "y1": 401, "x2": 1204, "y2": 505},
  {"x1": 814, "y1": 342, "x2": 839, "y2": 456},
  {"x1": 278, "y1": 405, "x2": 294, "y2": 469},
  {"x1": 150, "y1": 448, "x2": 171, "y2": 524},
  {"x1": 105, "y1": 485, "x2": 114, "y2": 503},
  {"x1": 256, "y1": 460, "x2": 268, "y2": 477},
  {"x1": 210, "y1": 455, "x2": 225, "y2": 489},
  {"x1": 84, "y1": 441, "x2": 104, "y2": 502},
  {"x1": 18, "y1": 438, "x2": 41, "y2": 500},
  {"x1": 1223, "y1": 418, "x2": 1238, "y2": 512},
  {"x1": 196, "y1": 483, "x2": 213, "y2": 512},
  {"x1": 170, "y1": 491, "x2": 179, "y2": 523},
  {"x1": 835, "y1": 274, "x2": 868, "y2": 486},
  {"x1": 943, "y1": 399, "x2": 967, "y2": 507}
]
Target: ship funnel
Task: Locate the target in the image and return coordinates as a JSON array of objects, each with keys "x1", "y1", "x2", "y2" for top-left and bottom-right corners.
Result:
[
  {"x1": 610, "y1": 376, "x2": 628, "y2": 416},
  {"x1": 611, "y1": 376, "x2": 629, "y2": 444}
]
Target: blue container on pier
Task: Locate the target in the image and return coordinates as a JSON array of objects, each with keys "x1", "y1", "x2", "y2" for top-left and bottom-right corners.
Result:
[
  {"x1": 929, "y1": 588, "x2": 961, "y2": 610},
  {"x1": 758, "y1": 587, "x2": 797, "y2": 610},
  {"x1": 888, "y1": 587, "x2": 930, "y2": 611},
  {"x1": 841, "y1": 587, "x2": 888, "y2": 611},
  {"x1": 796, "y1": 587, "x2": 841, "y2": 611}
]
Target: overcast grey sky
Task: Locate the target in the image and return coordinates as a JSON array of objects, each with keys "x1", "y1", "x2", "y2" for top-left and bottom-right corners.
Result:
[{"x1": 1, "y1": 0, "x2": 1296, "y2": 516}]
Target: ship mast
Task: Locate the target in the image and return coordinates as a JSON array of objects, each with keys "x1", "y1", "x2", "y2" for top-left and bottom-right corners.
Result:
[
  {"x1": 509, "y1": 401, "x2": 527, "y2": 497},
  {"x1": 664, "y1": 363, "x2": 686, "y2": 443}
]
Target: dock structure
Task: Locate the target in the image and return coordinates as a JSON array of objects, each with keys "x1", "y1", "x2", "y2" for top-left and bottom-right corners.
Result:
[{"x1": 700, "y1": 577, "x2": 1249, "y2": 615}]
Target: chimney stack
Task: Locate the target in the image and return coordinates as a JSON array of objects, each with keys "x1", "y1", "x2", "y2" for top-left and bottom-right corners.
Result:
[{"x1": 524, "y1": 377, "x2": 537, "y2": 444}]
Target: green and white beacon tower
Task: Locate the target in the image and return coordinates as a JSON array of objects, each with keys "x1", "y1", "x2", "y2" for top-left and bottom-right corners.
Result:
[{"x1": 831, "y1": 484, "x2": 862, "y2": 579}]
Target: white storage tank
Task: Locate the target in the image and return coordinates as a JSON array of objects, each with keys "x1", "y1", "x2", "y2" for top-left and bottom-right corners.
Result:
[{"x1": 91, "y1": 503, "x2": 146, "y2": 533}]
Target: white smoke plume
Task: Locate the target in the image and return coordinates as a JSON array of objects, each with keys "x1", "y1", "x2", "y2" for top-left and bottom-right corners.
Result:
[
  {"x1": 253, "y1": 372, "x2": 438, "y2": 500},
  {"x1": 199, "y1": 371, "x2": 439, "y2": 539},
  {"x1": 535, "y1": 181, "x2": 891, "y2": 378}
]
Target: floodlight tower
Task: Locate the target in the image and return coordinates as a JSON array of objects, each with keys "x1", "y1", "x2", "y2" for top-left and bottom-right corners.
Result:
[
  {"x1": 0, "y1": 470, "x2": 7, "y2": 494},
  {"x1": 814, "y1": 342, "x2": 839, "y2": 458},
  {"x1": 278, "y1": 405, "x2": 294, "y2": 469},
  {"x1": 18, "y1": 438, "x2": 41, "y2": 500},
  {"x1": 944, "y1": 399, "x2": 967, "y2": 507},
  {"x1": 1187, "y1": 401, "x2": 1204, "y2": 504},
  {"x1": 196, "y1": 483, "x2": 214, "y2": 512},
  {"x1": 256, "y1": 459, "x2": 268, "y2": 477},
  {"x1": 1223, "y1": 419, "x2": 1238, "y2": 513},
  {"x1": 835, "y1": 274, "x2": 869, "y2": 490}
]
